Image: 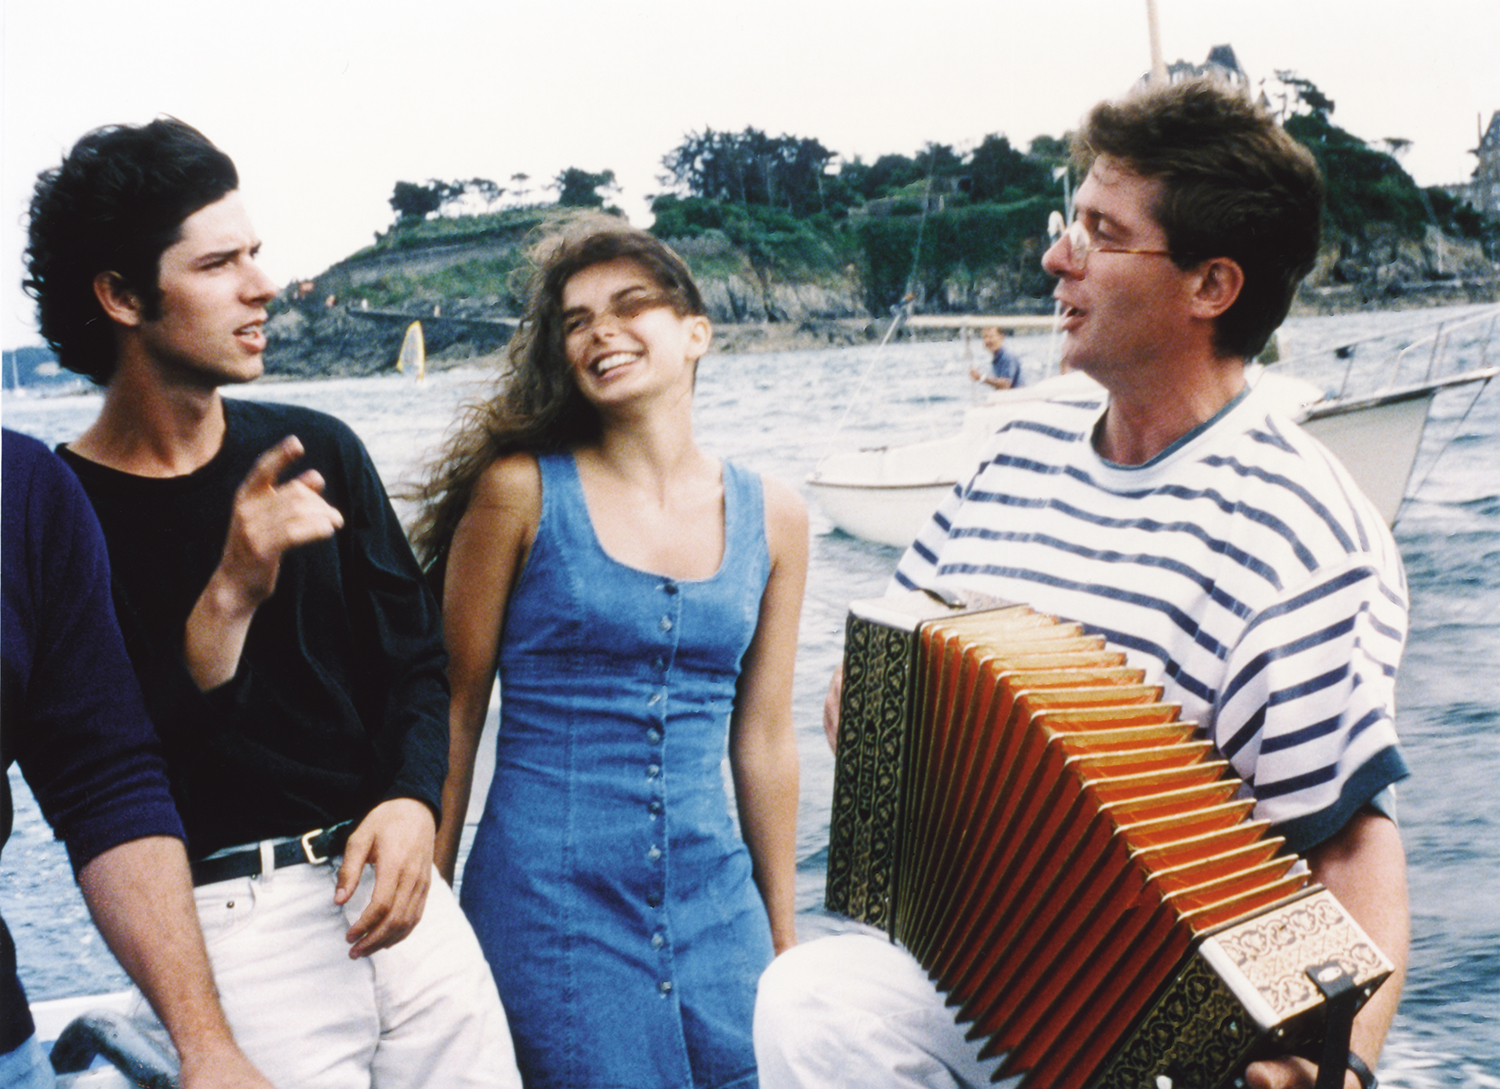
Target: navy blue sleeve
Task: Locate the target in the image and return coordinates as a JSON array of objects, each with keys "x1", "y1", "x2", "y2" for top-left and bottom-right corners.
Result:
[{"x1": 2, "y1": 429, "x2": 185, "y2": 875}]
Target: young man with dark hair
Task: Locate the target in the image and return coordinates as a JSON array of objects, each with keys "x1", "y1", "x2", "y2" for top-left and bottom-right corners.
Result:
[
  {"x1": 756, "y1": 81, "x2": 1408, "y2": 1089},
  {"x1": 26, "y1": 119, "x2": 519, "y2": 1089}
]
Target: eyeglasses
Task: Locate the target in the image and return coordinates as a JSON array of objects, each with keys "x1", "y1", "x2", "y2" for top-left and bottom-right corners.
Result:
[{"x1": 1050, "y1": 215, "x2": 1175, "y2": 272}]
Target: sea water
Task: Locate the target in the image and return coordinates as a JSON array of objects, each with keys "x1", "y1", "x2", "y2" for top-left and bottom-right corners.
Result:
[{"x1": 3, "y1": 303, "x2": 1497, "y2": 1086}]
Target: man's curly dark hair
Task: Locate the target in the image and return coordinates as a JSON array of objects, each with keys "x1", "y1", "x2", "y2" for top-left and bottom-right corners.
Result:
[{"x1": 24, "y1": 118, "x2": 239, "y2": 383}]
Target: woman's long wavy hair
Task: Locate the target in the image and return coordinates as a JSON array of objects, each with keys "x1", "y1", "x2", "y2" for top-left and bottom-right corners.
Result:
[{"x1": 408, "y1": 214, "x2": 707, "y2": 569}]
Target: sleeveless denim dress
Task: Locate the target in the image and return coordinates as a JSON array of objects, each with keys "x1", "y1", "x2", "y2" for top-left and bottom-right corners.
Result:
[{"x1": 460, "y1": 452, "x2": 774, "y2": 1089}]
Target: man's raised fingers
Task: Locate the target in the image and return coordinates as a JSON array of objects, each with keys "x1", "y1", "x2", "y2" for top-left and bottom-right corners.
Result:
[
  {"x1": 240, "y1": 435, "x2": 306, "y2": 492},
  {"x1": 290, "y1": 468, "x2": 328, "y2": 494}
]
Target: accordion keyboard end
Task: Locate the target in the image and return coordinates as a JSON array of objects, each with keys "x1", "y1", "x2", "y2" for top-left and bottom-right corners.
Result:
[{"x1": 1089, "y1": 888, "x2": 1393, "y2": 1089}]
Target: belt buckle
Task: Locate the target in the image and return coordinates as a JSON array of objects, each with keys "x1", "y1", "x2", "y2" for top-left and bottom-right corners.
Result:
[{"x1": 300, "y1": 827, "x2": 330, "y2": 865}]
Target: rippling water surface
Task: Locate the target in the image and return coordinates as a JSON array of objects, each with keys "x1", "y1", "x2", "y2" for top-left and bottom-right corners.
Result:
[{"x1": 4, "y1": 303, "x2": 1497, "y2": 1086}]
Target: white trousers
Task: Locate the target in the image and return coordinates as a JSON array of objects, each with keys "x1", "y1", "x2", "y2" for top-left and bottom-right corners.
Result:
[
  {"x1": 133, "y1": 859, "x2": 520, "y2": 1089},
  {"x1": 754, "y1": 930, "x2": 1018, "y2": 1089}
]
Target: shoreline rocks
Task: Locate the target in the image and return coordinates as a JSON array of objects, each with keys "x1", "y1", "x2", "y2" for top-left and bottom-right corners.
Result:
[{"x1": 263, "y1": 222, "x2": 1498, "y2": 377}]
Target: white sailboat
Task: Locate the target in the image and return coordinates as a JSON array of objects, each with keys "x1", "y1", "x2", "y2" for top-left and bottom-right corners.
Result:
[
  {"x1": 807, "y1": 306, "x2": 1499, "y2": 546},
  {"x1": 395, "y1": 320, "x2": 426, "y2": 382}
]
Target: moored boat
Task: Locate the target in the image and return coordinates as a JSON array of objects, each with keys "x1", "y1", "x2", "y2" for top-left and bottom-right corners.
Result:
[{"x1": 808, "y1": 306, "x2": 1499, "y2": 546}]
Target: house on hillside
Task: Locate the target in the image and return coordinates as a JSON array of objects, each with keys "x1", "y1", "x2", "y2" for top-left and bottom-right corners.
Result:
[
  {"x1": 1447, "y1": 112, "x2": 1500, "y2": 218},
  {"x1": 1140, "y1": 44, "x2": 1251, "y2": 97}
]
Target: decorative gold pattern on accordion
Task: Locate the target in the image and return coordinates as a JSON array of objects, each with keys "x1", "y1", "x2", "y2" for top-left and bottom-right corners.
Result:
[
  {"x1": 825, "y1": 591, "x2": 1393, "y2": 1089},
  {"x1": 1093, "y1": 951, "x2": 1255, "y2": 1088},
  {"x1": 1094, "y1": 890, "x2": 1391, "y2": 1088},
  {"x1": 824, "y1": 611, "x2": 917, "y2": 927},
  {"x1": 1209, "y1": 889, "x2": 1391, "y2": 1022}
]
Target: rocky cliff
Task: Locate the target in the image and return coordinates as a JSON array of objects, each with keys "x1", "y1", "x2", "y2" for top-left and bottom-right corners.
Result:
[{"x1": 262, "y1": 212, "x2": 1497, "y2": 379}]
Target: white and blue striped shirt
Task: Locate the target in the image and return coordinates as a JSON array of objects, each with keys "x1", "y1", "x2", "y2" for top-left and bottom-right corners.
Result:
[{"x1": 892, "y1": 382, "x2": 1409, "y2": 853}]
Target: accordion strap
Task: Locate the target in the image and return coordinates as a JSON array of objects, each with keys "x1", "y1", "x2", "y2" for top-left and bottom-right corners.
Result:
[
  {"x1": 1308, "y1": 961, "x2": 1362, "y2": 1089},
  {"x1": 1345, "y1": 1051, "x2": 1378, "y2": 1089}
]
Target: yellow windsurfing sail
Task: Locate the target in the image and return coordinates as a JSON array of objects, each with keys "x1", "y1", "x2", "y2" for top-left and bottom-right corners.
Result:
[{"x1": 396, "y1": 321, "x2": 426, "y2": 381}]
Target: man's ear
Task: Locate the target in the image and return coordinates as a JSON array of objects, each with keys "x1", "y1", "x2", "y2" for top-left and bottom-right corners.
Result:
[
  {"x1": 1188, "y1": 256, "x2": 1244, "y2": 320},
  {"x1": 92, "y1": 271, "x2": 147, "y2": 327}
]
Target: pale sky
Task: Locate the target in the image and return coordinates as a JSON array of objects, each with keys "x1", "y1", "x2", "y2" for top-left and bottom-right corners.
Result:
[{"x1": 4, "y1": 0, "x2": 1497, "y2": 350}]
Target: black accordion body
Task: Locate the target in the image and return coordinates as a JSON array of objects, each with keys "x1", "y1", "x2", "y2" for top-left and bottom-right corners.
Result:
[{"x1": 825, "y1": 589, "x2": 1392, "y2": 1089}]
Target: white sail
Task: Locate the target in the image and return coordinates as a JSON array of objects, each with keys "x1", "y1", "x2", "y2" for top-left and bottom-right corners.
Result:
[{"x1": 396, "y1": 321, "x2": 426, "y2": 381}]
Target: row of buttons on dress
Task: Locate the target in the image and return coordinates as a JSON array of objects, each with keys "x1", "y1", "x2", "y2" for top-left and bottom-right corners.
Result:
[{"x1": 649, "y1": 578, "x2": 678, "y2": 997}]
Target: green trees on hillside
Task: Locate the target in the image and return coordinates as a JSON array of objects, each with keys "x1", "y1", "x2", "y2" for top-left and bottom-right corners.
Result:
[
  {"x1": 1278, "y1": 73, "x2": 1425, "y2": 236},
  {"x1": 370, "y1": 74, "x2": 1493, "y2": 315},
  {"x1": 967, "y1": 135, "x2": 1054, "y2": 203},
  {"x1": 389, "y1": 180, "x2": 455, "y2": 224},
  {"x1": 653, "y1": 128, "x2": 1067, "y2": 312},
  {"x1": 854, "y1": 198, "x2": 1058, "y2": 312},
  {"x1": 661, "y1": 128, "x2": 839, "y2": 218},
  {"x1": 389, "y1": 178, "x2": 510, "y2": 224},
  {"x1": 1276, "y1": 73, "x2": 1492, "y2": 261},
  {"x1": 555, "y1": 168, "x2": 620, "y2": 209},
  {"x1": 646, "y1": 75, "x2": 1494, "y2": 312}
]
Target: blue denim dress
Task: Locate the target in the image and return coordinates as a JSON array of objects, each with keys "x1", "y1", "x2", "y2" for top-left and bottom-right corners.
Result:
[{"x1": 460, "y1": 452, "x2": 774, "y2": 1089}]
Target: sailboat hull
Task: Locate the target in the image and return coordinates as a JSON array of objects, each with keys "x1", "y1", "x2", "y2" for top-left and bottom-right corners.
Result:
[
  {"x1": 808, "y1": 370, "x2": 1490, "y2": 546},
  {"x1": 1301, "y1": 389, "x2": 1435, "y2": 526}
]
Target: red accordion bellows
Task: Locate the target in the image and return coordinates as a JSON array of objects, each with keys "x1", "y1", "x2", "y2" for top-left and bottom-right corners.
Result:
[{"x1": 825, "y1": 591, "x2": 1392, "y2": 1089}]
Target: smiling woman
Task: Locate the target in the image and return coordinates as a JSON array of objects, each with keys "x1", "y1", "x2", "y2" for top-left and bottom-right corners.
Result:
[
  {"x1": 411, "y1": 215, "x2": 809, "y2": 1089},
  {"x1": 561, "y1": 260, "x2": 710, "y2": 412}
]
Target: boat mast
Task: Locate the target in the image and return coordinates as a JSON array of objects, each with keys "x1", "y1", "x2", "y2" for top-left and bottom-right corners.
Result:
[{"x1": 1144, "y1": 0, "x2": 1168, "y2": 89}]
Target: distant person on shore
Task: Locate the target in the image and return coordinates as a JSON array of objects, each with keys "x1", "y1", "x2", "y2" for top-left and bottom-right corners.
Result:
[
  {"x1": 756, "y1": 80, "x2": 1408, "y2": 1089},
  {"x1": 3, "y1": 427, "x2": 275, "y2": 1089},
  {"x1": 411, "y1": 215, "x2": 807, "y2": 1089},
  {"x1": 25, "y1": 118, "x2": 519, "y2": 1088},
  {"x1": 968, "y1": 325, "x2": 1024, "y2": 389}
]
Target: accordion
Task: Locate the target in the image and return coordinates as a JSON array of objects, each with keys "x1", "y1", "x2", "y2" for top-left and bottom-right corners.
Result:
[{"x1": 825, "y1": 589, "x2": 1392, "y2": 1089}]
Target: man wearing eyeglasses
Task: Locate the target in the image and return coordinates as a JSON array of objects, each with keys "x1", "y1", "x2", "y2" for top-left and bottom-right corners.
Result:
[{"x1": 757, "y1": 80, "x2": 1408, "y2": 1089}]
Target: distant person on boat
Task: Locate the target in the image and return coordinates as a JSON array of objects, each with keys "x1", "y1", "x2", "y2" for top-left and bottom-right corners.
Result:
[
  {"x1": 25, "y1": 119, "x2": 520, "y2": 1089},
  {"x1": 2, "y1": 428, "x2": 275, "y2": 1089},
  {"x1": 410, "y1": 215, "x2": 806, "y2": 1089},
  {"x1": 967, "y1": 325, "x2": 1024, "y2": 389},
  {"x1": 755, "y1": 80, "x2": 1408, "y2": 1089}
]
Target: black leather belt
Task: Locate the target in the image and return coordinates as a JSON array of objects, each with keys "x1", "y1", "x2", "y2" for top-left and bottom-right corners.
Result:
[{"x1": 190, "y1": 822, "x2": 354, "y2": 887}]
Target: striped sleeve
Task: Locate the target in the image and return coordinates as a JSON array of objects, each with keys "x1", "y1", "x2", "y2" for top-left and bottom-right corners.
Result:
[{"x1": 1215, "y1": 550, "x2": 1409, "y2": 853}]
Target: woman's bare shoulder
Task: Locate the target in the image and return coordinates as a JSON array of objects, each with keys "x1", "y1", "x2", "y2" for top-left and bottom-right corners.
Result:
[
  {"x1": 470, "y1": 450, "x2": 544, "y2": 514},
  {"x1": 757, "y1": 472, "x2": 809, "y2": 557}
]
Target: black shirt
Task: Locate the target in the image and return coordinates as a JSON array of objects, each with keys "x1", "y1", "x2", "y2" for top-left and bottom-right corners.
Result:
[{"x1": 60, "y1": 400, "x2": 448, "y2": 858}]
